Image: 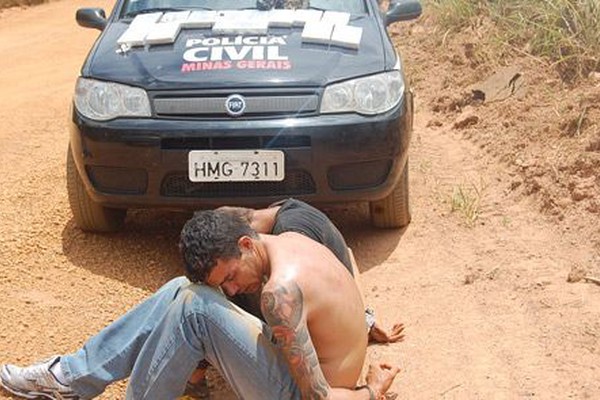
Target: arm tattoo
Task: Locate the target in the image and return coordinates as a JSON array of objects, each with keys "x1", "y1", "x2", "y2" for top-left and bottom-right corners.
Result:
[{"x1": 261, "y1": 282, "x2": 329, "y2": 399}]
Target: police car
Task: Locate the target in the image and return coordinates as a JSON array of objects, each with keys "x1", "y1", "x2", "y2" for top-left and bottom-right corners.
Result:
[{"x1": 68, "y1": 0, "x2": 422, "y2": 232}]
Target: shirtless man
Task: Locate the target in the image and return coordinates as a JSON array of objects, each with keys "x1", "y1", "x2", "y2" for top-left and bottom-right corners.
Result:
[
  {"x1": 219, "y1": 199, "x2": 405, "y2": 343},
  {"x1": 181, "y1": 209, "x2": 401, "y2": 399},
  {"x1": 1, "y1": 209, "x2": 401, "y2": 399},
  {"x1": 184, "y1": 199, "x2": 403, "y2": 397}
]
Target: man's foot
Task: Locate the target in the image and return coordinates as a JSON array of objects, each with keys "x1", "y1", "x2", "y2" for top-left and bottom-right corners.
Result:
[{"x1": 0, "y1": 356, "x2": 78, "y2": 399}]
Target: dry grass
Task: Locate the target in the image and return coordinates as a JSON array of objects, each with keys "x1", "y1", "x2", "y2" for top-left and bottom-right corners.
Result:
[
  {"x1": 0, "y1": 0, "x2": 49, "y2": 9},
  {"x1": 449, "y1": 179, "x2": 487, "y2": 227},
  {"x1": 427, "y1": 0, "x2": 600, "y2": 82}
]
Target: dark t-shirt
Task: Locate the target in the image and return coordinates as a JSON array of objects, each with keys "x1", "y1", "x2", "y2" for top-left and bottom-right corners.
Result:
[{"x1": 271, "y1": 199, "x2": 353, "y2": 276}]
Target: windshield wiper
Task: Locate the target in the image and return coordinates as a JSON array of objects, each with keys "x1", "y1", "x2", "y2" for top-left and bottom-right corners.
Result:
[{"x1": 123, "y1": 6, "x2": 213, "y2": 19}]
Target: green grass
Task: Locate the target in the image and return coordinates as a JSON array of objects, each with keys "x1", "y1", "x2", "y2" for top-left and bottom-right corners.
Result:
[
  {"x1": 450, "y1": 180, "x2": 486, "y2": 226},
  {"x1": 427, "y1": 0, "x2": 600, "y2": 82},
  {"x1": 427, "y1": 0, "x2": 483, "y2": 30}
]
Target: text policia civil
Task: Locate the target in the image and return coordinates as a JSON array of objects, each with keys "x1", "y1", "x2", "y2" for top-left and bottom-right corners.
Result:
[{"x1": 181, "y1": 35, "x2": 292, "y2": 72}]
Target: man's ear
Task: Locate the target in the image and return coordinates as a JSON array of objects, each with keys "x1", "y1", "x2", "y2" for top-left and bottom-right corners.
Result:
[{"x1": 238, "y1": 236, "x2": 254, "y2": 252}]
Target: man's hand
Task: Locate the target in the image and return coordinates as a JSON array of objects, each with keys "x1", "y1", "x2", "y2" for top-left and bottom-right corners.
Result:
[
  {"x1": 366, "y1": 363, "x2": 400, "y2": 399},
  {"x1": 369, "y1": 322, "x2": 405, "y2": 344}
]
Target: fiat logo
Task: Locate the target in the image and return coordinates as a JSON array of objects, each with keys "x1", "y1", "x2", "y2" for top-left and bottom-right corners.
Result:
[{"x1": 225, "y1": 94, "x2": 246, "y2": 117}]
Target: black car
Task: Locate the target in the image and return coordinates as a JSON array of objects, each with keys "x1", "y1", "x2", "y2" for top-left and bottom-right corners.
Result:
[{"x1": 68, "y1": 0, "x2": 421, "y2": 232}]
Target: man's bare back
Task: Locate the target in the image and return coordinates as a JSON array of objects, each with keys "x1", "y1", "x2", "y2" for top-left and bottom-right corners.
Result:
[{"x1": 261, "y1": 232, "x2": 368, "y2": 389}]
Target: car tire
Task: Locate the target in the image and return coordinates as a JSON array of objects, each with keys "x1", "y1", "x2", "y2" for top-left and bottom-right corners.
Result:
[
  {"x1": 66, "y1": 146, "x2": 126, "y2": 232},
  {"x1": 369, "y1": 159, "x2": 411, "y2": 229}
]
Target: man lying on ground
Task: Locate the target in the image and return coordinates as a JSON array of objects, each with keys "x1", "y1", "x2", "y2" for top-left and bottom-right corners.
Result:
[{"x1": 1, "y1": 201, "x2": 404, "y2": 400}]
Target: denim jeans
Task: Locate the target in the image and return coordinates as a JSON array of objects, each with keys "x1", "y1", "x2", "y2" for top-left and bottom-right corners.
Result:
[{"x1": 60, "y1": 277, "x2": 300, "y2": 400}]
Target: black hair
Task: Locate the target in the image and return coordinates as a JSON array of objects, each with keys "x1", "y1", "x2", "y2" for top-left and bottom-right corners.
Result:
[
  {"x1": 215, "y1": 206, "x2": 255, "y2": 225},
  {"x1": 179, "y1": 210, "x2": 258, "y2": 283}
]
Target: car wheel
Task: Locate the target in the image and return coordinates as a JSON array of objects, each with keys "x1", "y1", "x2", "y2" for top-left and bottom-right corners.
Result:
[
  {"x1": 66, "y1": 146, "x2": 126, "y2": 232},
  {"x1": 369, "y1": 159, "x2": 411, "y2": 229}
]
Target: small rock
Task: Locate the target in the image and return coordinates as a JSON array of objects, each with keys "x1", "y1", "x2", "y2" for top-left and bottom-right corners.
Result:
[
  {"x1": 486, "y1": 268, "x2": 500, "y2": 280},
  {"x1": 426, "y1": 119, "x2": 443, "y2": 128},
  {"x1": 453, "y1": 112, "x2": 479, "y2": 130},
  {"x1": 571, "y1": 188, "x2": 592, "y2": 202},
  {"x1": 509, "y1": 180, "x2": 522, "y2": 191},
  {"x1": 567, "y1": 264, "x2": 588, "y2": 283},
  {"x1": 464, "y1": 273, "x2": 478, "y2": 285},
  {"x1": 555, "y1": 197, "x2": 572, "y2": 209},
  {"x1": 524, "y1": 178, "x2": 542, "y2": 195},
  {"x1": 586, "y1": 200, "x2": 600, "y2": 214}
]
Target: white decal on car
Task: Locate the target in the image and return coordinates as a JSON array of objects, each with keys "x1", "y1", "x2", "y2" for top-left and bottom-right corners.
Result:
[
  {"x1": 117, "y1": 9, "x2": 362, "y2": 51},
  {"x1": 181, "y1": 35, "x2": 290, "y2": 72}
]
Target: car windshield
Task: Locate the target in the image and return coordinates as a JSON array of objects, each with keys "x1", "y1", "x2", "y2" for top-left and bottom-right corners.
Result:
[{"x1": 121, "y1": 0, "x2": 367, "y2": 18}]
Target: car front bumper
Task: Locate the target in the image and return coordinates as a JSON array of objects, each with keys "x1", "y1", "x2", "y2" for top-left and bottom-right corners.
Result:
[{"x1": 69, "y1": 92, "x2": 413, "y2": 209}]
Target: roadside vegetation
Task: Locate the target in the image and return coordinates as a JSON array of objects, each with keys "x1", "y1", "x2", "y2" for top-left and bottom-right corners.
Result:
[
  {"x1": 427, "y1": 0, "x2": 600, "y2": 82},
  {"x1": 408, "y1": 0, "x2": 599, "y2": 238},
  {"x1": 450, "y1": 180, "x2": 486, "y2": 227},
  {"x1": 3, "y1": 0, "x2": 597, "y2": 82},
  {"x1": 0, "y1": 0, "x2": 48, "y2": 9}
]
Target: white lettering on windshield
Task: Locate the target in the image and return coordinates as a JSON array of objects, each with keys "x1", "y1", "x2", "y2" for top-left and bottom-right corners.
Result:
[
  {"x1": 183, "y1": 45, "x2": 287, "y2": 62},
  {"x1": 185, "y1": 36, "x2": 287, "y2": 48}
]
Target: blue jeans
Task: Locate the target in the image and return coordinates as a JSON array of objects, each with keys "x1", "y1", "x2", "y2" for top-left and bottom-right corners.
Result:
[{"x1": 60, "y1": 277, "x2": 300, "y2": 400}]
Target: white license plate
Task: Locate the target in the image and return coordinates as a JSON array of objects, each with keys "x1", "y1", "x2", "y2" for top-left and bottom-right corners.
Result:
[{"x1": 188, "y1": 150, "x2": 285, "y2": 182}]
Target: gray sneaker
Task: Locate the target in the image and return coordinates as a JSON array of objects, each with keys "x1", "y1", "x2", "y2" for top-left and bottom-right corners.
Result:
[{"x1": 0, "y1": 356, "x2": 78, "y2": 399}]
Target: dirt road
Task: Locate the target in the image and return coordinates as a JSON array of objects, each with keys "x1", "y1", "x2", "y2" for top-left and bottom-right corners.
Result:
[{"x1": 1, "y1": 1, "x2": 599, "y2": 399}]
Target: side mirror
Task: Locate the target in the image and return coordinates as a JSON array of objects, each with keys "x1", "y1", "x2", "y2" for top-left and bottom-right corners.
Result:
[
  {"x1": 76, "y1": 8, "x2": 107, "y2": 31},
  {"x1": 385, "y1": 0, "x2": 422, "y2": 26}
]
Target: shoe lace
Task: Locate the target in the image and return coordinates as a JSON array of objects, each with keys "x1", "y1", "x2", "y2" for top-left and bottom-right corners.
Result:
[
  {"x1": 22, "y1": 361, "x2": 53, "y2": 382},
  {"x1": 22, "y1": 359, "x2": 67, "y2": 392}
]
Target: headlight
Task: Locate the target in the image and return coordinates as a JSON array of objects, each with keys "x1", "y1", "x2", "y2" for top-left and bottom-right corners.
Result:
[
  {"x1": 321, "y1": 70, "x2": 405, "y2": 115},
  {"x1": 74, "y1": 78, "x2": 151, "y2": 121}
]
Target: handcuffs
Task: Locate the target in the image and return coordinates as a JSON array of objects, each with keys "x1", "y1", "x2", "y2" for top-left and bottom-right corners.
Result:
[{"x1": 365, "y1": 307, "x2": 376, "y2": 332}]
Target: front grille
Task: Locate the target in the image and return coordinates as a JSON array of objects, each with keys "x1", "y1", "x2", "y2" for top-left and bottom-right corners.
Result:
[
  {"x1": 161, "y1": 170, "x2": 315, "y2": 197},
  {"x1": 162, "y1": 135, "x2": 311, "y2": 150},
  {"x1": 152, "y1": 89, "x2": 320, "y2": 118},
  {"x1": 155, "y1": 95, "x2": 319, "y2": 116}
]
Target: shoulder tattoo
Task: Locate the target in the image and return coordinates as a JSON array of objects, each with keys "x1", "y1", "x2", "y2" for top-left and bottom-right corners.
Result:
[{"x1": 261, "y1": 281, "x2": 329, "y2": 399}]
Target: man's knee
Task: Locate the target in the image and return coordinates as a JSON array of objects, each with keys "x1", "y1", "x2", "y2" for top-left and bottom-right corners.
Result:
[
  {"x1": 164, "y1": 276, "x2": 190, "y2": 289},
  {"x1": 173, "y1": 284, "x2": 226, "y2": 315},
  {"x1": 181, "y1": 283, "x2": 223, "y2": 302},
  {"x1": 174, "y1": 285, "x2": 230, "y2": 341}
]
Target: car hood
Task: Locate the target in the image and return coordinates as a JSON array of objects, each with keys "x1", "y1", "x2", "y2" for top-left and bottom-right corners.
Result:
[{"x1": 83, "y1": 16, "x2": 388, "y2": 90}]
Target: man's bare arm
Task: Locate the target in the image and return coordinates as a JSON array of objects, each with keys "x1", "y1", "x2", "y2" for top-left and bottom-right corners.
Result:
[
  {"x1": 261, "y1": 281, "x2": 329, "y2": 398},
  {"x1": 261, "y1": 281, "x2": 399, "y2": 399}
]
